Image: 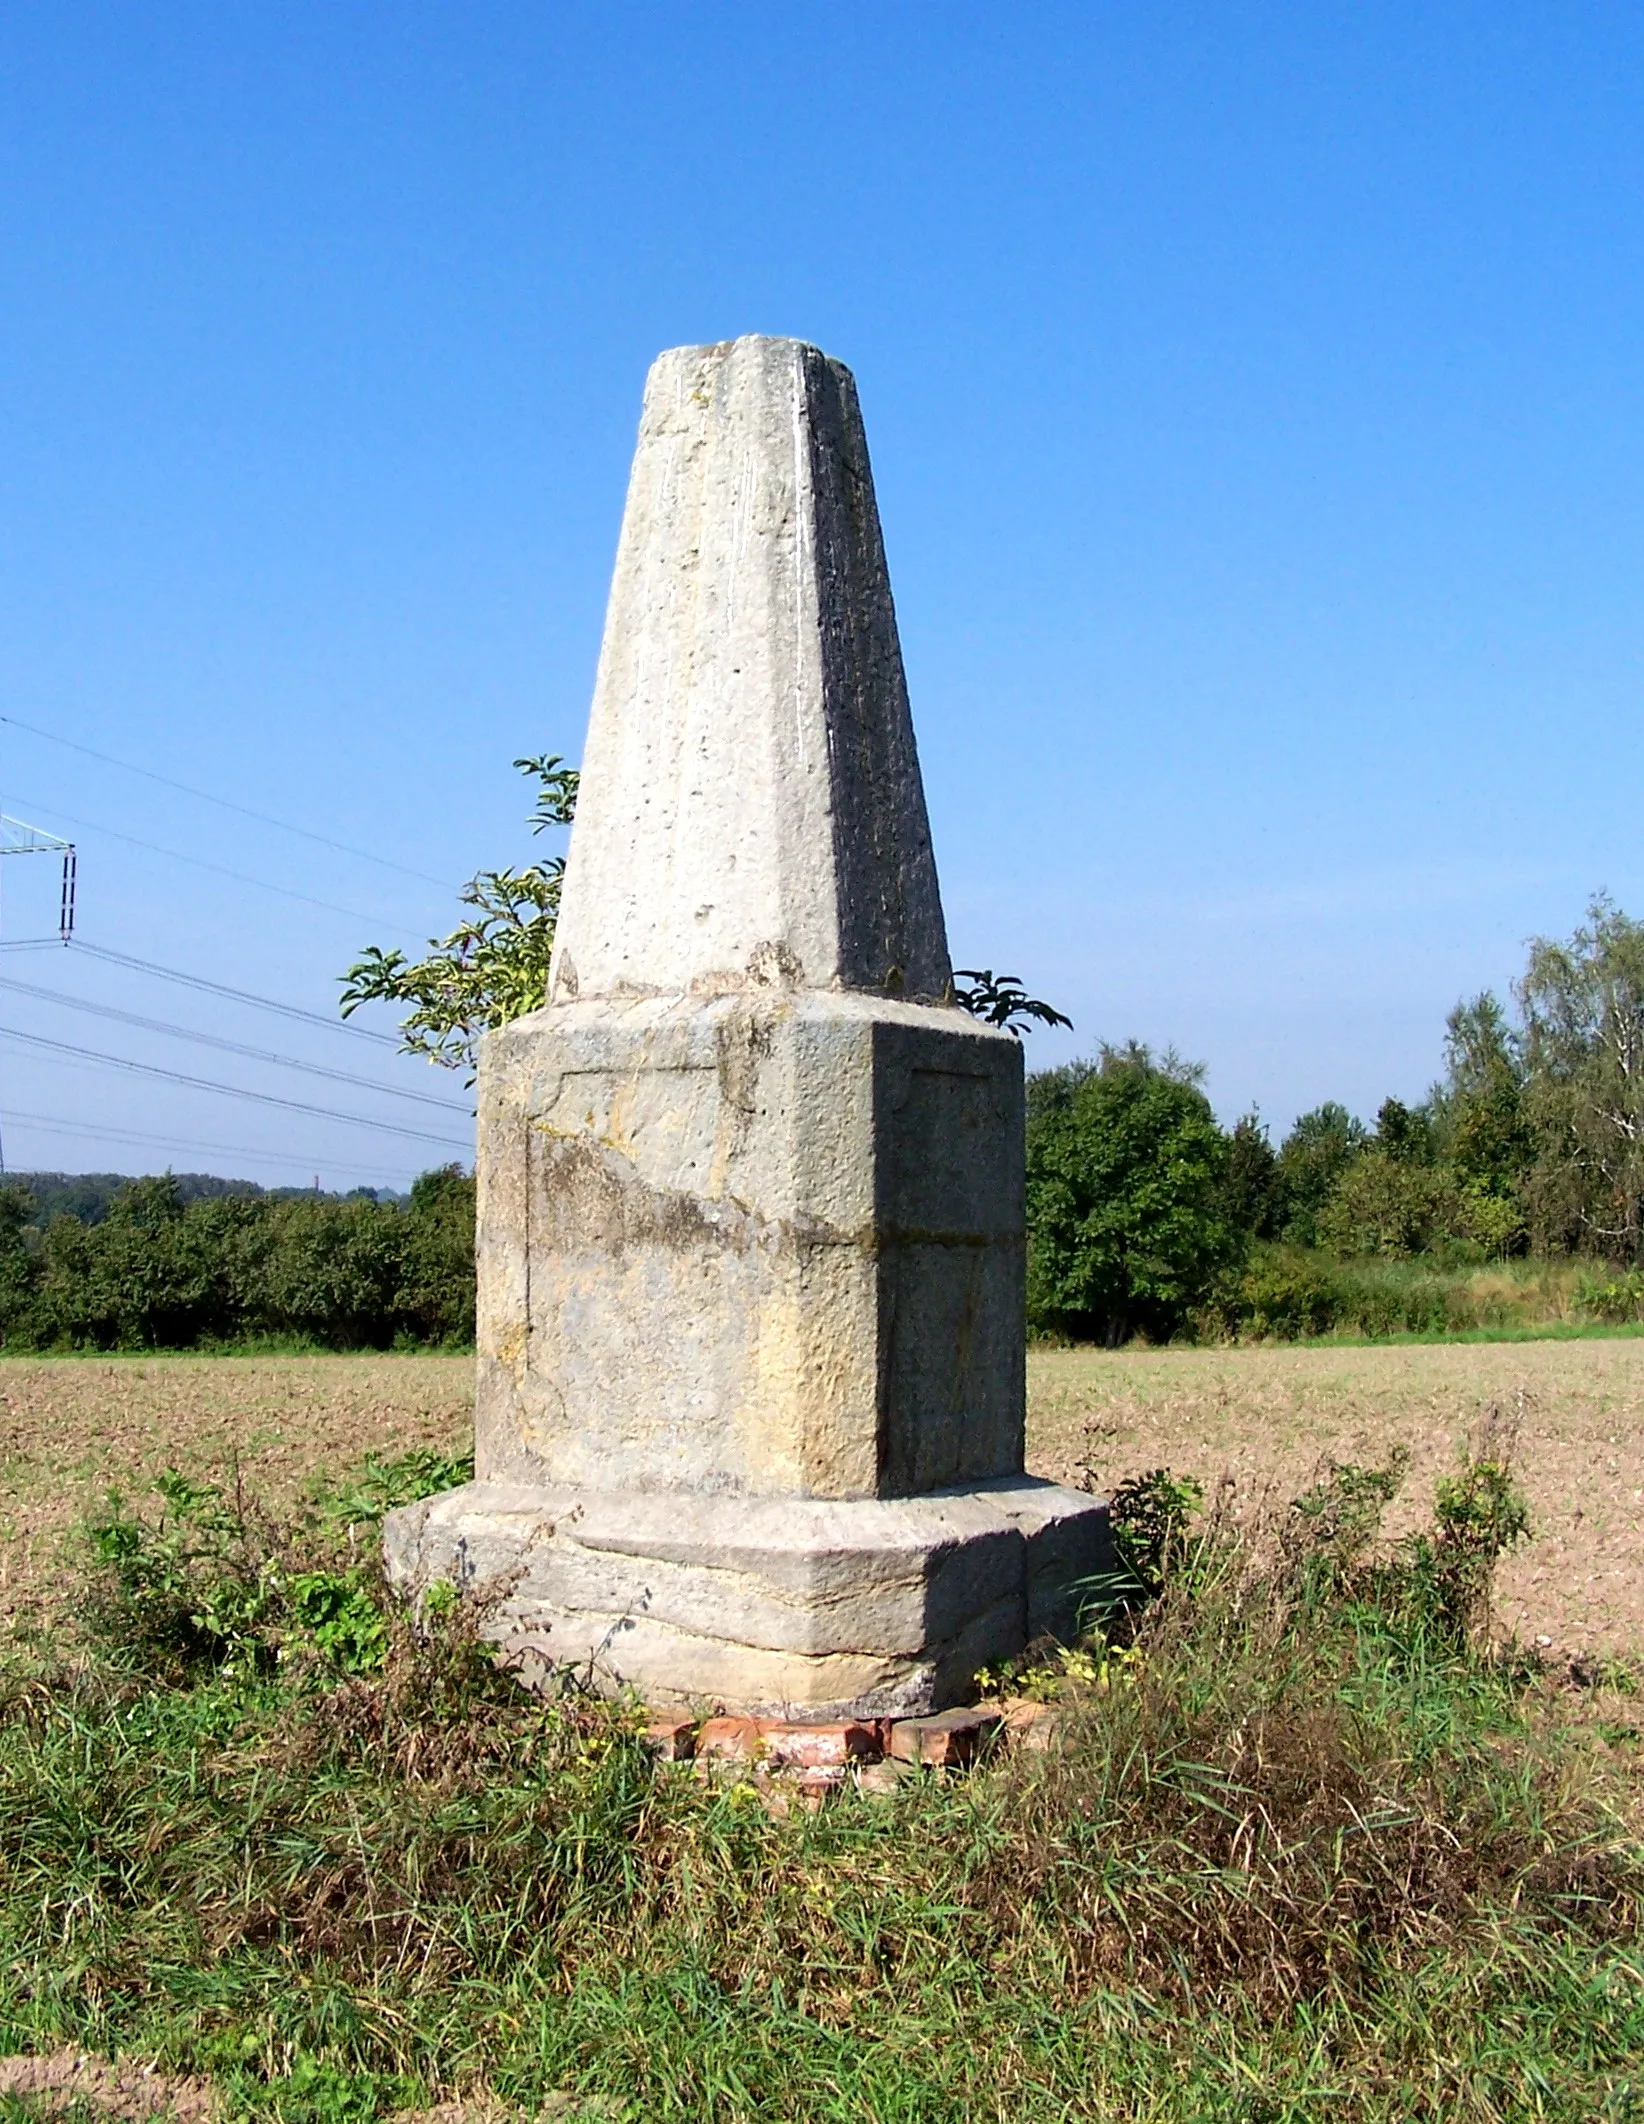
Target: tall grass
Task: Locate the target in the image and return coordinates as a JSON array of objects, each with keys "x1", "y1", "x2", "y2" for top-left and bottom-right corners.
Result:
[
  {"x1": 1196, "y1": 1244, "x2": 1644, "y2": 1344},
  {"x1": 0, "y1": 1452, "x2": 1636, "y2": 2120}
]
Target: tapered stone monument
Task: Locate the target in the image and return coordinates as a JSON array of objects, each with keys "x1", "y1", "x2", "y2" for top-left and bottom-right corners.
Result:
[{"x1": 384, "y1": 335, "x2": 1109, "y2": 1716}]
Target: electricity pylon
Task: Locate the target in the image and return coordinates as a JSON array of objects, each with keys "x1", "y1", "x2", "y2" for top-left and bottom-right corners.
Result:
[{"x1": 0, "y1": 814, "x2": 77, "y2": 945}]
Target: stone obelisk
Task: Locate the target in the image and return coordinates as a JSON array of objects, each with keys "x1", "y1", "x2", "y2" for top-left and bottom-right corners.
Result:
[{"x1": 385, "y1": 335, "x2": 1108, "y2": 1716}]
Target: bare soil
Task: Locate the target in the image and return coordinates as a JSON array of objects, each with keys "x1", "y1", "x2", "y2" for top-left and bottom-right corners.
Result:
[
  {"x1": 1028, "y1": 1338, "x2": 1644, "y2": 1661},
  {"x1": 0, "y1": 1343, "x2": 1639, "y2": 1661},
  {"x1": 0, "y1": 1354, "x2": 472, "y2": 1641},
  {"x1": 0, "y1": 2052, "x2": 580, "y2": 2121},
  {"x1": 0, "y1": 2050, "x2": 214, "y2": 2120}
]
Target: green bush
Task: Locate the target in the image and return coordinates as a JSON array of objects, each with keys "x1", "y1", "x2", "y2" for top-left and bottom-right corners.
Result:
[
  {"x1": 1199, "y1": 1245, "x2": 1347, "y2": 1340},
  {"x1": 1316, "y1": 1152, "x2": 1467, "y2": 1259},
  {"x1": 1199, "y1": 1244, "x2": 1563, "y2": 1343},
  {"x1": 1106, "y1": 1467, "x2": 1204, "y2": 1599},
  {"x1": 1026, "y1": 1047, "x2": 1242, "y2": 1344},
  {"x1": 1119, "y1": 1444, "x2": 1528, "y2": 1650},
  {"x1": 1327, "y1": 1259, "x2": 1473, "y2": 1337},
  {"x1": 79, "y1": 1449, "x2": 471, "y2": 1681},
  {"x1": 1572, "y1": 1267, "x2": 1644, "y2": 1324}
]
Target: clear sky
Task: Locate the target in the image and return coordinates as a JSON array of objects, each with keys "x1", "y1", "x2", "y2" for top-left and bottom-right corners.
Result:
[{"x1": 0, "y1": 3, "x2": 1640, "y2": 1188}]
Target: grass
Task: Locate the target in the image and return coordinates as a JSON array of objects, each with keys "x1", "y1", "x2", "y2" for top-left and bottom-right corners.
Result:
[
  {"x1": 1286, "y1": 1320, "x2": 1644, "y2": 1347},
  {"x1": 1196, "y1": 1247, "x2": 1644, "y2": 1347},
  {"x1": 0, "y1": 1448, "x2": 1637, "y2": 2120}
]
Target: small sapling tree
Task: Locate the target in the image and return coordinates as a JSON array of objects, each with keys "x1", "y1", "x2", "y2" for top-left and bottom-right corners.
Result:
[{"x1": 340, "y1": 755, "x2": 579, "y2": 1075}]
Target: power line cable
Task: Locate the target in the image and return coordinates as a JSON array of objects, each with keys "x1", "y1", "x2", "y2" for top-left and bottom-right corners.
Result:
[
  {"x1": 0, "y1": 712, "x2": 456, "y2": 890},
  {"x1": 0, "y1": 1025, "x2": 470, "y2": 1150},
  {"x1": 0, "y1": 974, "x2": 471, "y2": 1114},
  {"x1": 0, "y1": 789, "x2": 433, "y2": 938},
  {"x1": 0, "y1": 1106, "x2": 418, "y2": 1180},
  {"x1": 70, "y1": 940, "x2": 404, "y2": 1046}
]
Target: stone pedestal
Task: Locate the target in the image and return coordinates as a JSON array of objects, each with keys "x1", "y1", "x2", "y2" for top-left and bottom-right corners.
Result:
[
  {"x1": 384, "y1": 335, "x2": 1108, "y2": 1713},
  {"x1": 384, "y1": 1477, "x2": 1101, "y2": 1720},
  {"x1": 473, "y1": 990, "x2": 1025, "y2": 1501}
]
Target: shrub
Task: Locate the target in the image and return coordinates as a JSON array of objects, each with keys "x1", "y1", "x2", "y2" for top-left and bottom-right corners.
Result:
[
  {"x1": 79, "y1": 1449, "x2": 471, "y2": 1682},
  {"x1": 1198, "y1": 1246, "x2": 1346, "y2": 1340},
  {"x1": 0, "y1": 1169, "x2": 475, "y2": 1352},
  {"x1": 1026, "y1": 1047, "x2": 1242, "y2": 1344},
  {"x1": 1414, "y1": 1453, "x2": 1532, "y2": 1637},
  {"x1": 1106, "y1": 1467, "x2": 1204, "y2": 1599},
  {"x1": 1316, "y1": 1153, "x2": 1467, "y2": 1260},
  {"x1": 1456, "y1": 1176, "x2": 1527, "y2": 1256},
  {"x1": 395, "y1": 1164, "x2": 478, "y2": 1344},
  {"x1": 1200, "y1": 1244, "x2": 1562, "y2": 1342},
  {"x1": 1572, "y1": 1267, "x2": 1644, "y2": 1323}
]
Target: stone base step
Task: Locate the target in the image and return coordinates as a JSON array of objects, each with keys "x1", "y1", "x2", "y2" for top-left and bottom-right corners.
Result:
[{"x1": 384, "y1": 1474, "x2": 1112, "y2": 1719}]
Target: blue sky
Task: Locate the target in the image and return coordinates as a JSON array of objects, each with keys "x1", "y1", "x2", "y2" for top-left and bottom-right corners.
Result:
[{"x1": 0, "y1": 3, "x2": 1640, "y2": 1187}]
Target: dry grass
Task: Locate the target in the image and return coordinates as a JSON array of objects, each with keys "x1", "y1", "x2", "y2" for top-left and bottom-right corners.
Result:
[{"x1": 1028, "y1": 1338, "x2": 1644, "y2": 1660}]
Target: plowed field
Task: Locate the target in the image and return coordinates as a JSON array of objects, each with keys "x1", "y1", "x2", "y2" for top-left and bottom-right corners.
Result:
[
  {"x1": 1030, "y1": 1338, "x2": 1644, "y2": 1661},
  {"x1": 1, "y1": 1341, "x2": 1640, "y2": 1658}
]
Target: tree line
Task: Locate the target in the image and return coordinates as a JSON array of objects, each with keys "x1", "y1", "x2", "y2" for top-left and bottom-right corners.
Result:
[
  {"x1": 1028, "y1": 897, "x2": 1644, "y2": 1344},
  {"x1": 7, "y1": 724, "x2": 1639, "y2": 1353},
  {"x1": 0, "y1": 1166, "x2": 475, "y2": 1351},
  {"x1": 2, "y1": 890, "x2": 1637, "y2": 1353}
]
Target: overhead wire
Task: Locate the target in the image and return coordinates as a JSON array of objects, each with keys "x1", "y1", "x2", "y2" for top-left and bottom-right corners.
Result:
[
  {"x1": 0, "y1": 1106, "x2": 419, "y2": 1180},
  {"x1": 0, "y1": 731, "x2": 477, "y2": 1180},
  {"x1": 0, "y1": 789, "x2": 434, "y2": 938},
  {"x1": 68, "y1": 940, "x2": 403, "y2": 1047},
  {"x1": 0, "y1": 729, "x2": 478, "y2": 1170},
  {"x1": 0, "y1": 973, "x2": 470, "y2": 1113},
  {"x1": 0, "y1": 711, "x2": 456, "y2": 890},
  {"x1": 0, "y1": 1025, "x2": 470, "y2": 1150}
]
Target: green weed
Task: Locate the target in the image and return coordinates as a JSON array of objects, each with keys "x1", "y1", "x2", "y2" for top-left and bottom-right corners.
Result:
[
  {"x1": 1573, "y1": 1268, "x2": 1644, "y2": 1325},
  {"x1": 78, "y1": 1449, "x2": 470, "y2": 1681}
]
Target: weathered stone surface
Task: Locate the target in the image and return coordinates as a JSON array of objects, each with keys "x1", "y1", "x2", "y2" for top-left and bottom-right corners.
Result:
[
  {"x1": 387, "y1": 333, "x2": 1109, "y2": 1716},
  {"x1": 382, "y1": 1476, "x2": 1112, "y2": 1719},
  {"x1": 973, "y1": 1478, "x2": 1115, "y2": 1640},
  {"x1": 547, "y1": 334, "x2": 949, "y2": 1009},
  {"x1": 475, "y1": 988, "x2": 1024, "y2": 1502}
]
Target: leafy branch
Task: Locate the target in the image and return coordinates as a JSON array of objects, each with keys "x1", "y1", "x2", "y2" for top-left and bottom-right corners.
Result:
[
  {"x1": 339, "y1": 757, "x2": 578, "y2": 1076},
  {"x1": 953, "y1": 968, "x2": 1072, "y2": 1037}
]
